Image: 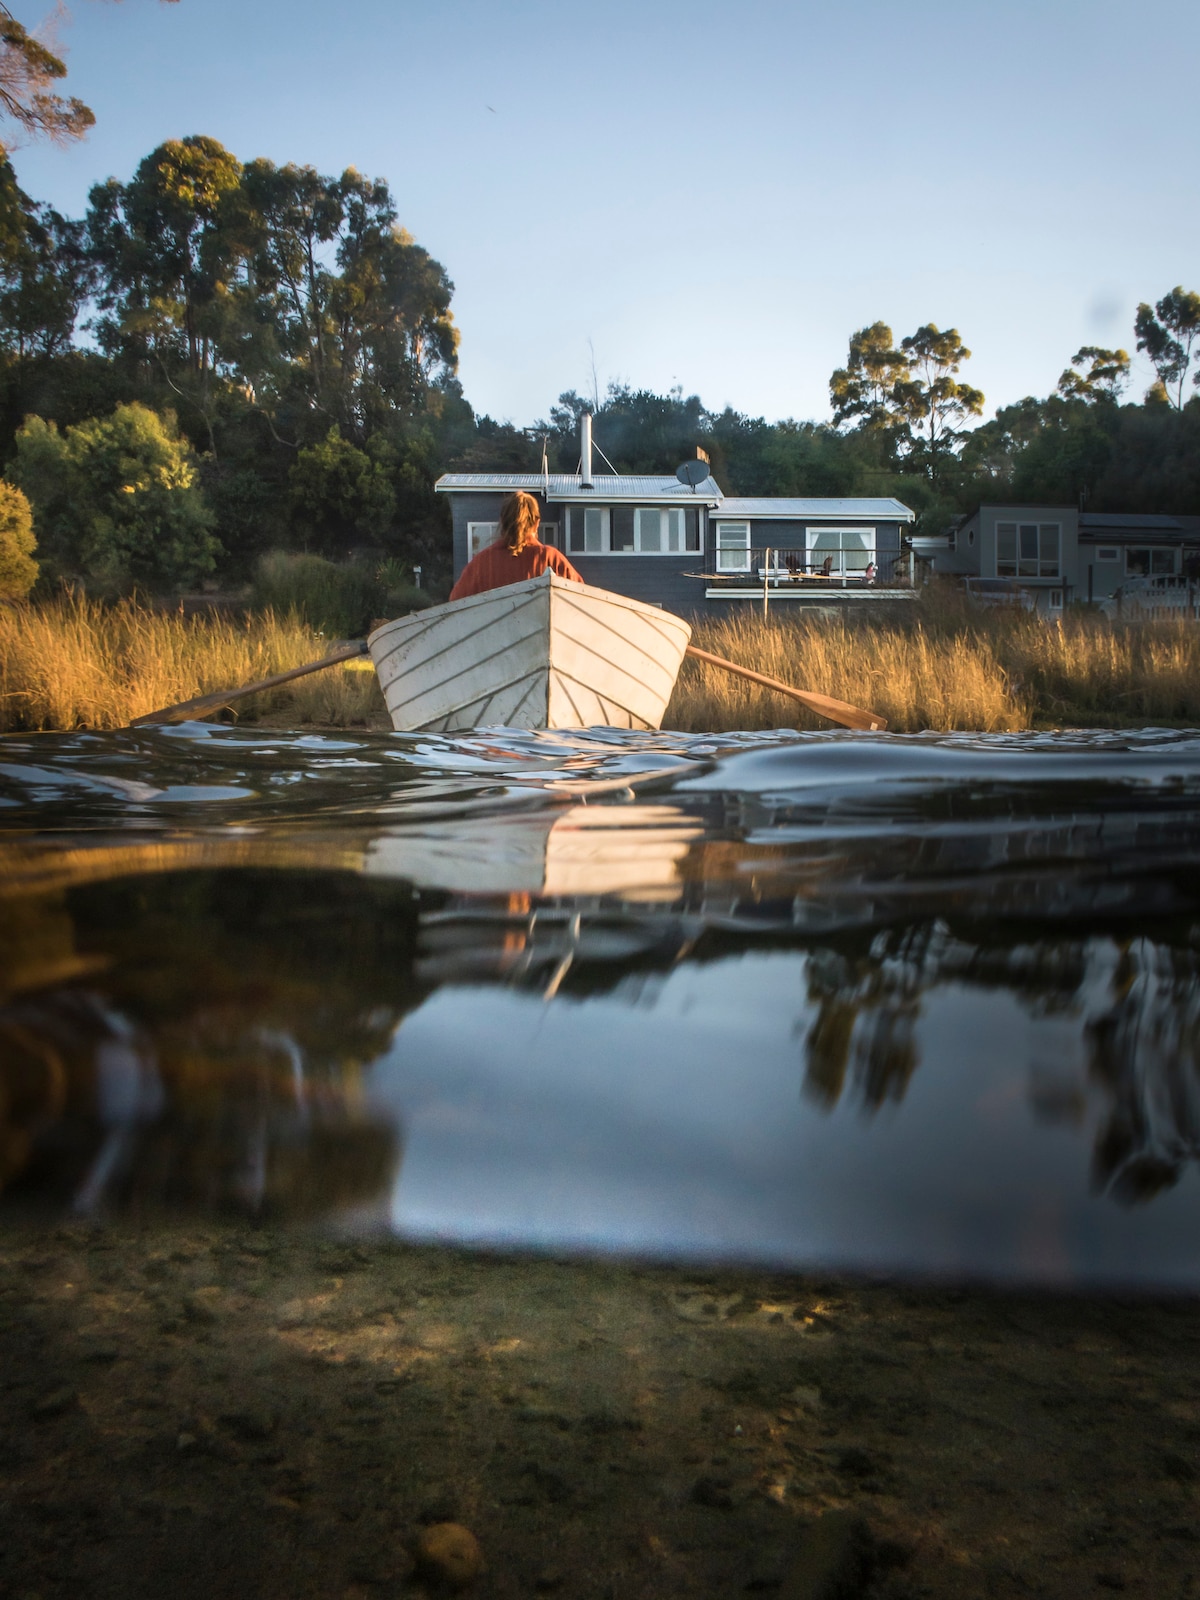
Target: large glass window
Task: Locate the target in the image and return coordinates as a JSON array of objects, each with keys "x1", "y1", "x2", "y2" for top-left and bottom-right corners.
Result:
[
  {"x1": 715, "y1": 521, "x2": 751, "y2": 572},
  {"x1": 634, "y1": 507, "x2": 691, "y2": 552},
  {"x1": 806, "y1": 525, "x2": 876, "y2": 576},
  {"x1": 1126, "y1": 547, "x2": 1178, "y2": 578},
  {"x1": 996, "y1": 521, "x2": 1060, "y2": 578},
  {"x1": 566, "y1": 507, "x2": 610, "y2": 553},
  {"x1": 563, "y1": 505, "x2": 700, "y2": 555}
]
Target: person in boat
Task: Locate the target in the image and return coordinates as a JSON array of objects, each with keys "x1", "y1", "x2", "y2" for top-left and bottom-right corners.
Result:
[{"x1": 449, "y1": 490, "x2": 584, "y2": 600}]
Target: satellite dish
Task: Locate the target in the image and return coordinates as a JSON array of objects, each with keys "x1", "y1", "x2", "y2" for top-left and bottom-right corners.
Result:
[{"x1": 675, "y1": 459, "x2": 709, "y2": 487}]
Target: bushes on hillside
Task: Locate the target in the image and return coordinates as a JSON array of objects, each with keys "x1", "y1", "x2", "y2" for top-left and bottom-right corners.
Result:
[
  {"x1": 0, "y1": 481, "x2": 38, "y2": 599},
  {"x1": 9, "y1": 403, "x2": 219, "y2": 592},
  {"x1": 252, "y1": 551, "x2": 430, "y2": 638}
]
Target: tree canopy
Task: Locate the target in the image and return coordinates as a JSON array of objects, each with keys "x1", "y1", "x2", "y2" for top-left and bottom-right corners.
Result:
[
  {"x1": 0, "y1": 473, "x2": 35, "y2": 595},
  {"x1": 1135, "y1": 288, "x2": 1200, "y2": 408},
  {"x1": 829, "y1": 321, "x2": 984, "y2": 483},
  {"x1": 11, "y1": 401, "x2": 218, "y2": 590},
  {"x1": 0, "y1": 3, "x2": 180, "y2": 151},
  {"x1": 0, "y1": 126, "x2": 1196, "y2": 589}
]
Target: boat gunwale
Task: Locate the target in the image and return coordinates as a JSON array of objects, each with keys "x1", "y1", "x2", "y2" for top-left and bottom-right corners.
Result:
[{"x1": 369, "y1": 572, "x2": 691, "y2": 733}]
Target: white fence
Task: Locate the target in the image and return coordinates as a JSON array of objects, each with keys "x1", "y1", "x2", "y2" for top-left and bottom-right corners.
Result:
[{"x1": 1101, "y1": 578, "x2": 1200, "y2": 620}]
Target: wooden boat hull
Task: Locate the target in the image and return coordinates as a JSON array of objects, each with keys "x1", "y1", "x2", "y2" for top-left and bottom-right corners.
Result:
[{"x1": 367, "y1": 574, "x2": 692, "y2": 732}]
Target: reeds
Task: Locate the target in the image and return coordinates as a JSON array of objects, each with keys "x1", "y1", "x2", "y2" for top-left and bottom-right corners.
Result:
[
  {"x1": 666, "y1": 595, "x2": 1200, "y2": 733},
  {"x1": 4, "y1": 589, "x2": 1200, "y2": 735},
  {"x1": 0, "y1": 591, "x2": 385, "y2": 732}
]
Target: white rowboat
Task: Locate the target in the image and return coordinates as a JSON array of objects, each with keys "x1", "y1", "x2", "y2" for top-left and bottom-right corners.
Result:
[{"x1": 366, "y1": 573, "x2": 692, "y2": 732}]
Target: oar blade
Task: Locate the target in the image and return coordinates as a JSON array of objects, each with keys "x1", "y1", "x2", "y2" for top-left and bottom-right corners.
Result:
[{"x1": 683, "y1": 644, "x2": 886, "y2": 732}]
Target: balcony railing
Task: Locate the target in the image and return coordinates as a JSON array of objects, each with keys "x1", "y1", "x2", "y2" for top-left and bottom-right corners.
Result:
[{"x1": 705, "y1": 545, "x2": 908, "y2": 587}]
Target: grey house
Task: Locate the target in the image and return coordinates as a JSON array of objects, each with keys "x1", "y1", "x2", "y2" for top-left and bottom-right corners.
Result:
[
  {"x1": 436, "y1": 419, "x2": 916, "y2": 618},
  {"x1": 916, "y1": 505, "x2": 1200, "y2": 613}
]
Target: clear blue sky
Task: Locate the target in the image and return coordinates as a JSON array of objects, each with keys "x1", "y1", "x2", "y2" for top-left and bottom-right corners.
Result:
[{"x1": 9, "y1": 0, "x2": 1199, "y2": 430}]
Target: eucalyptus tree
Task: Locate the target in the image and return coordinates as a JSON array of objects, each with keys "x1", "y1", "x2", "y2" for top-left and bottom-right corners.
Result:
[
  {"x1": 86, "y1": 135, "x2": 245, "y2": 451},
  {"x1": 333, "y1": 171, "x2": 458, "y2": 432},
  {"x1": 0, "y1": 154, "x2": 91, "y2": 361},
  {"x1": 1056, "y1": 346, "x2": 1130, "y2": 404},
  {"x1": 229, "y1": 160, "x2": 458, "y2": 444},
  {"x1": 829, "y1": 322, "x2": 911, "y2": 448},
  {"x1": 1135, "y1": 287, "x2": 1200, "y2": 408},
  {"x1": 0, "y1": 2, "x2": 180, "y2": 150},
  {"x1": 0, "y1": 5, "x2": 94, "y2": 147},
  {"x1": 892, "y1": 325, "x2": 984, "y2": 483}
]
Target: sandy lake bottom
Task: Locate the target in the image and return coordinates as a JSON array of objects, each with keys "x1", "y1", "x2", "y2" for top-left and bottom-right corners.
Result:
[
  {"x1": 2, "y1": 1223, "x2": 1198, "y2": 1600},
  {"x1": 6, "y1": 724, "x2": 1200, "y2": 1596}
]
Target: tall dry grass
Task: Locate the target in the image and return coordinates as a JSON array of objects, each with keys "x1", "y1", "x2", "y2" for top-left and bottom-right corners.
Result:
[
  {"x1": 0, "y1": 592, "x2": 385, "y2": 732},
  {"x1": 5, "y1": 587, "x2": 1200, "y2": 735},
  {"x1": 666, "y1": 591, "x2": 1200, "y2": 733}
]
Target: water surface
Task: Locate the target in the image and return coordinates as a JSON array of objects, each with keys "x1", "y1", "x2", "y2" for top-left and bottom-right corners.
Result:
[{"x1": 4, "y1": 721, "x2": 1200, "y2": 1288}]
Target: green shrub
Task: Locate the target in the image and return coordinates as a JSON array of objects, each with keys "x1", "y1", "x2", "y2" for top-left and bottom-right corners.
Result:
[
  {"x1": 252, "y1": 551, "x2": 436, "y2": 637},
  {"x1": 10, "y1": 404, "x2": 218, "y2": 593},
  {"x1": 381, "y1": 583, "x2": 432, "y2": 618},
  {"x1": 0, "y1": 480, "x2": 38, "y2": 599},
  {"x1": 251, "y1": 552, "x2": 373, "y2": 637}
]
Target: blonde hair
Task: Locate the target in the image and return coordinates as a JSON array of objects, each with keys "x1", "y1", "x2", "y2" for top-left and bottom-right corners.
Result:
[{"x1": 499, "y1": 491, "x2": 541, "y2": 554}]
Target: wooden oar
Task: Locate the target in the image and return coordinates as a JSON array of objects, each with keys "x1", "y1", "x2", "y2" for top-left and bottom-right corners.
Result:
[
  {"x1": 128, "y1": 639, "x2": 369, "y2": 727},
  {"x1": 684, "y1": 644, "x2": 886, "y2": 732},
  {"x1": 128, "y1": 634, "x2": 884, "y2": 734}
]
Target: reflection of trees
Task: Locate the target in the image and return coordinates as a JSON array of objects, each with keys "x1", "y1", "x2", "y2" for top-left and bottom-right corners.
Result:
[
  {"x1": 7, "y1": 850, "x2": 1200, "y2": 1220},
  {"x1": 0, "y1": 871, "x2": 428, "y2": 1219},
  {"x1": 794, "y1": 921, "x2": 1200, "y2": 1206},
  {"x1": 803, "y1": 946, "x2": 919, "y2": 1111},
  {"x1": 1086, "y1": 940, "x2": 1200, "y2": 1204}
]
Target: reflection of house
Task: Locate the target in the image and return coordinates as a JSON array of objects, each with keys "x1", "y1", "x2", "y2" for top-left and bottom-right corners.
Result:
[
  {"x1": 916, "y1": 504, "x2": 1200, "y2": 615},
  {"x1": 436, "y1": 417, "x2": 915, "y2": 617}
]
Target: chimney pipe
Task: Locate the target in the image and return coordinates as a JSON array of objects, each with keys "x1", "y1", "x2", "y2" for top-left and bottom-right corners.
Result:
[{"x1": 580, "y1": 413, "x2": 594, "y2": 489}]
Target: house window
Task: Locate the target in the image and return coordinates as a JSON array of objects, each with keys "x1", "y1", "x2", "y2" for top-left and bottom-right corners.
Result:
[
  {"x1": 715, "y1": 520, "x2": 751, "y2": 572},
  {"x1": 1048, "y1": 589, "x2": 1064, "y2": 611},
  {"x1": 1126, "y1": 547, "x2": 1178, "y2": 578},
  {"x1": 540, "y1": 521, "x2": 559, "y2": 550},
  {"x1": 807, "y1": 525, "x2": 876, "y2": 576},
  {"x1": 566, "y1": 506, "x2": 610, "y2": 554},
  {"x1": 634, "y1": 507, "x2": 693, "y2": 553},
  {"x1": 996, "y1": 521, "x2": 1060, "y2": 579},
  {"x1": 467, "y1": 521, "x2": 498, "y2": 559},
  {"x1": 1095, "y1": 547, "x2": 1119, "y2": 562}
]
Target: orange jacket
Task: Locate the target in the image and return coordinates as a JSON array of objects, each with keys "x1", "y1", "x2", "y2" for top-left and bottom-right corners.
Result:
[{"x1": 449, "y1": 537, "x2": 584, "y2": 601}]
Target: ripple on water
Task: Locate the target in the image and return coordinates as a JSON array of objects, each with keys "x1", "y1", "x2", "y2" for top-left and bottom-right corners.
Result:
[{"x1": 3, "y1": 722, "x2": 1200, "y2": 1287}]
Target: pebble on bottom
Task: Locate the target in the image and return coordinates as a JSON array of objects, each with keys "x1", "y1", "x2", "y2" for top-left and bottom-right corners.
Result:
[{"x1": 413, "y1": 1522, "x2": 485, "y2": 1589}]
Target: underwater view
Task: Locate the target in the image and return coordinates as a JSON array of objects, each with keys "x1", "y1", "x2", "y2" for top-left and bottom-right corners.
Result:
[{"x1": 3, "y1": 723, "x2": 1200, "y2": 1597}]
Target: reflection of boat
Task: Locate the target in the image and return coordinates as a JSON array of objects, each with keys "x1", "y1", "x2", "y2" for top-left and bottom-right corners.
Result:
[
  {"x1": 364, "y1": 803, "x2": 702, "y2": 901},
  {"x1": 367, "y1": 572, "x2": 692, "y2": 732}
]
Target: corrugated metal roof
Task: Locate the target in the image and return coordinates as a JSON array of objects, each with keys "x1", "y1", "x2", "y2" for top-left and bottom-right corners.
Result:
[
  {"x1": 1081, "y1": 512, "x2": 1200, "y2": 534},
  {"x1": 714, "y1": 497, "x2": 916, "y2": 521},
  {"x1": 435, "y1": 472, "x2": 723, "y2": 501}
]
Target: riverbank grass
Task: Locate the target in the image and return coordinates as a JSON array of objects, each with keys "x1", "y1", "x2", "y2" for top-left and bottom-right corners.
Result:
[
  {"x1": 0, "y1": 592, "x2": 384, "y2": 732},
  {"x1": 4, "y1": 589, "x2": 1200, "y2": 733},
  {"x1": 676, "y1": 604, "x2": 1200, "y2": 733}
]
